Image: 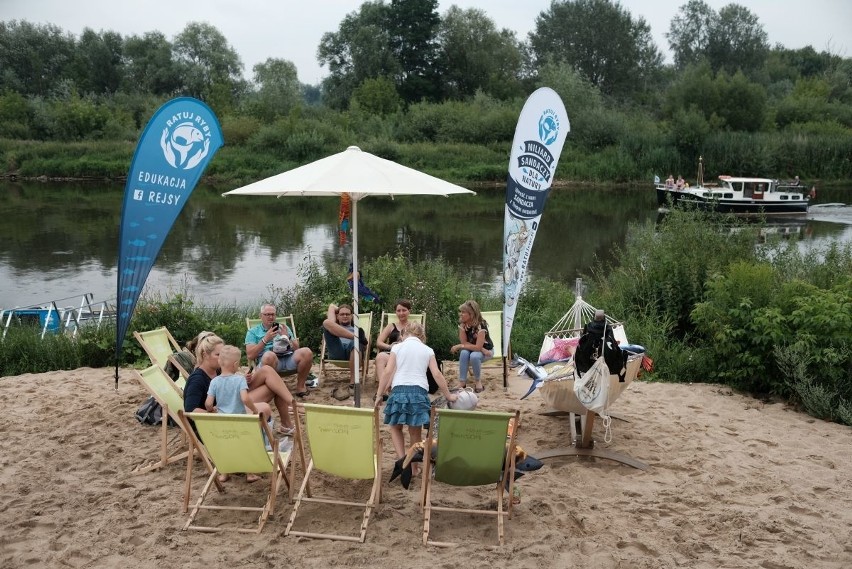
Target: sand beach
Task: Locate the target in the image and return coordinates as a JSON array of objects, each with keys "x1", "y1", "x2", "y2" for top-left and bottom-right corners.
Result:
[{"x1": 1, "y1": 364, "x2": 850, "y2": 568}]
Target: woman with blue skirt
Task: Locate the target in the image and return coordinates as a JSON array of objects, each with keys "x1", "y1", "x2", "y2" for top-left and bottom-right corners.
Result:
[{"x1": 375, "y1": 323, "x2": 457, "y2": 462}]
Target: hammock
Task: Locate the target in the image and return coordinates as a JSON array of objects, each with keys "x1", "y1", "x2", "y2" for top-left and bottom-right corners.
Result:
[{"x1": 519, "y1": 279, "x2": 643, "y2": 414}]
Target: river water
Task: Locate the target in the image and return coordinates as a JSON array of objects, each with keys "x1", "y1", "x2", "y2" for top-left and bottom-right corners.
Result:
[{"x1": 1, "y1": 180, "x2": 849, "y2": 311}]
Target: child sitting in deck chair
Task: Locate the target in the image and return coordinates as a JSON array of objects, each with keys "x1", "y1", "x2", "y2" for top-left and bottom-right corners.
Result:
[{"x1": 205, "y1": 344, "x2": 272, "y2": 483}]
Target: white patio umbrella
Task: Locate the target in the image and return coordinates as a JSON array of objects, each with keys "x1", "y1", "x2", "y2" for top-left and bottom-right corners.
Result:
[{"x1": 223, "y1": 145, "x2": 476, "y2": 406}]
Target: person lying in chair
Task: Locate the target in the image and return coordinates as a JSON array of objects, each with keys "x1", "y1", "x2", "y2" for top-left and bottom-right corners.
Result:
[
  {"x1": 322, "y1": 303, "x2": 368, "y2": 387},
  {"x1": 246, "y1": 304, "x2": 314, "y2": 397}
]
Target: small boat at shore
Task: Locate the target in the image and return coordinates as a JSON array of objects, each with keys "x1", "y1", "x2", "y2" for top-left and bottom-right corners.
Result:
[
  {"x1": 656, "y1": 158, "x2": 812, "y2": 215},
  {"x1": 1, "y1": 293, "x2": 115, "y2": 339}
]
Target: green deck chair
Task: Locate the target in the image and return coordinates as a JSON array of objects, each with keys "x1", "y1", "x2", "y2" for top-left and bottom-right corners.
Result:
[
  {"x1": 285, "y1": 403, "x2": 382, "y2": 543},
  {"x1": 319, "y1": 312, "x2": 373, "y2": 383},
  {"x1": 421, "y1": 407, "x2": 521, "y2": 546},
  {"x1": 178, "y1": 411, "x2": 294, "y2": 534},
  {"x1": 132, "y1": 365, "x2": 197, "y2": 475},
  {"x1": 133, "y1": 326, "x2": 192, "y2": 390}
]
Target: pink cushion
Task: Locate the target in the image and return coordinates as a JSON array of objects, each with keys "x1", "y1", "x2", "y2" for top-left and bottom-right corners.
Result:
[{"x1": 538, "y1": 337, "x2": 579, "y2": 364}]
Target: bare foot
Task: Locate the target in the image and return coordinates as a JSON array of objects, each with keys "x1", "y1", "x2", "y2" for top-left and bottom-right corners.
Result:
[
  {"x1": 217, "y1": 474, "x2": 230, "y2": 483},
  {"x1": 246, "y1": 473, "x2": 261, "y2": 483}
]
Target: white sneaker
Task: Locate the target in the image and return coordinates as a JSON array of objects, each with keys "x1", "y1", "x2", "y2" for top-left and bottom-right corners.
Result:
[{"x1": 306, "y1": 377, "x2": 319, "y2": 389}]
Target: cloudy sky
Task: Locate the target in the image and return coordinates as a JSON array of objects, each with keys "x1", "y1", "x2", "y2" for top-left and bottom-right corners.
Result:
[{"x1": 4, "y1": 0, "x2": 851, "y2": 85}]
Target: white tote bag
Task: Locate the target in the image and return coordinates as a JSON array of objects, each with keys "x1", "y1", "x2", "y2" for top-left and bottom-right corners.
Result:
[
  {"x1": 574, "y1": 356, "x2": 614, "y2": 442},
  {"x1": 574, "y1": 356, "x2": 611, "y2": 415}
]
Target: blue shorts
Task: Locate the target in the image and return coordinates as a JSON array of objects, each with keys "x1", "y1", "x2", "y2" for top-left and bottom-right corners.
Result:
[
  {"x1": 274, "y1": 352, "x2": 298, "y2": 373},
  {"x1": 324, "y1": 330, "x2": 355, "y2": 360}
]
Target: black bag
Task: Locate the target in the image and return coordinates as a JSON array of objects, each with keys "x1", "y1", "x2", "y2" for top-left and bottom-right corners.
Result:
[
  {"x1": 426, "y1": 359, "x2": 443, "y2": 394},
  {"x1": 575, "y1": 327, "x2": 626, "y2": 379},
  {"x1": 135, "y1": 396, "x2": 163, "y2": 425},
  {"x1": 134, "y1": 396, "x2": 177, "y2": 426}
]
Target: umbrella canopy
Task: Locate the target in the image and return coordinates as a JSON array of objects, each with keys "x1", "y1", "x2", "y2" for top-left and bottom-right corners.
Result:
[{"x1": 223, "y1": 145, "x2": 476, "y2": 406}]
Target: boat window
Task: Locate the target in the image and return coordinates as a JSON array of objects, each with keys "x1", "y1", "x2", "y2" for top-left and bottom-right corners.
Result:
[
  {"x1": 780, "y1": 195, "x2": 788, "y2": 200},
  {"x1": 724, "y1": 193, "x2": 733, "y2": 199}
]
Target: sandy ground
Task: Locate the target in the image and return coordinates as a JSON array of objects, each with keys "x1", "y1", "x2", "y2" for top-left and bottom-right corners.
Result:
[{"x1": 1, "y1": 363, "x2": 851, "y2": 569}]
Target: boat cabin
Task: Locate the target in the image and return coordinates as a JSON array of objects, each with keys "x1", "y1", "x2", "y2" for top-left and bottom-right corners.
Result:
[{"x1": 705, "y1": 176, "x2": 806, "y2": 202}]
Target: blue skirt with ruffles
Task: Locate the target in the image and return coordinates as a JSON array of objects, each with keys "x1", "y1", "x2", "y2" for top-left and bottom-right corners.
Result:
[{"x1": 383, "y1": 384, "x2": 430, "y2": 427}]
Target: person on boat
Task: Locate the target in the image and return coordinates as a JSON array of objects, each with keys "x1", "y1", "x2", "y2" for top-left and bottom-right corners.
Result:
[
  {"x1": 665, "y1": 174, "x2": 675, "y2": 189},
  {"x1": 246, "y1": 304, "x2": 315, "y2": 398},
  {"x1": 676, "y1": 175, "x2": 685, "y2": 190},
  {"x1": 374, "y1": 299, "x2": 414, "y2": 391},
  {"x1": 450, "y1": 299, "x2": 494, "y2": 393},
  {"x1": 321, "y1": 302, "x2": 368, "y2": 388}
]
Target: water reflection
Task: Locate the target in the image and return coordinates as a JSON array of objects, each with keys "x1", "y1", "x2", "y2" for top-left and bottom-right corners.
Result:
[{"x1": 0, "y1": 180, "x2": 848, "y2": 309}]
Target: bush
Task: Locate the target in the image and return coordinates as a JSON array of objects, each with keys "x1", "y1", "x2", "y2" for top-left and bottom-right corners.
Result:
[{"x1": 0, "y1": 326, "x2": 81, "y2": 375}]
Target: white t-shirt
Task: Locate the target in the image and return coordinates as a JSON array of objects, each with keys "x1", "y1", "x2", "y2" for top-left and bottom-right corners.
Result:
[{"x1": 390, "y1": 336, "x2": 433, "y2": 390}]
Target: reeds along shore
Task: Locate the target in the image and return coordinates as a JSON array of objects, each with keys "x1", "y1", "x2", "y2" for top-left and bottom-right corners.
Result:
[{"x1": 1, "y1": 364, "x2": 851, "y2": 568}]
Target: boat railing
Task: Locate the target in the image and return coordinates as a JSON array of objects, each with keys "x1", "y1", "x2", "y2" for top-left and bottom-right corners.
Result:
[{"x1": 1, "y1": 293, "x2": 116, "y2": 340}]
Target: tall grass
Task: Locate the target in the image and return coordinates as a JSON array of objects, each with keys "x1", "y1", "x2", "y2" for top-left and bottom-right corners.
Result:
[{"x1": 3, "y1": 108, "x2": 851, "y2": 183}]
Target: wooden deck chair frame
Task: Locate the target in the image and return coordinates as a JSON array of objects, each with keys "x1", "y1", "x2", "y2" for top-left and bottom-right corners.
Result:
[
  {"x1": 318, "y1": 312, "x2": 373, "y2": 383},
  {"x1": 481, "y1": 310, "x2": 507, "y2": 369},
  {"x1": 131, "y1": 365, "x2": 200, "y2": 475},
  {"x1": 285, "y1": 402, "x2": 382, "y2": 543},
  {"x1": 421, "y1": 407, "x2": 520, "y2": 546},
  {"x1": 133, "y1": 326, "x2": 193, "y2": 390},
  {"x1": 178, "y1": 410, "x2": 294, "y2": 534},
  {"x1": 245, "y1": 315, "x2": 298, "y2": 377}
]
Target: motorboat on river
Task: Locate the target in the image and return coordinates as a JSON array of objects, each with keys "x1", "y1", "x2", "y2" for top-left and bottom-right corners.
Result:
[{"x1": 656, "y1": 158, "x2": 811, "y2": 215}]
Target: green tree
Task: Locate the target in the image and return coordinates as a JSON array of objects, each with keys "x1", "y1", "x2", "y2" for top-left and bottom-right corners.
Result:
[
  {"x1": 386, "y1": 0, "x2": 442, "y2": 103},
  {"x1": 0, "y1": 89, "x2": 32, "y2": 138},
  {"x1": 716, "y1": 71, "x2": 767, "y2": 131},
  {"x1": 350, "y1": 76, "x2": 402, "y2": 115},
  {"x1": 317, "y1": 1, "x2": 398, "y2": 109},
  {"x1": 173, "y1": 22, "x2": 245, "y2": 111},
  {"x1": 72, "y1": 28, "x2": 124, "y2": 95},
  {"x1": 437, "y1": 6, "x2": 523, "y2": 100},
  {"x1": 668, "y1": 2, "x2": 768, "y2": 76},
  {"x1": 245, "y1": 58, "x2": 302, "y2": 120},
  {"x1": 664, "y1": 63, "x2": 766, "y2": 131},
  {"x1": 0, "y1": 20, "x2": 75, "y2": 96},
  {"x1": 122, "y1": 31, "x2": 182, "y2": 96},
  {"x1": 529, "y1": 0, "x2": 663, "y2": 99},
  {"x1": 708, "y1": 4, "x2": 769, "y2": 75},
  {"x1": 667, "y1": 0, "x2": 715, "y2": 69}
]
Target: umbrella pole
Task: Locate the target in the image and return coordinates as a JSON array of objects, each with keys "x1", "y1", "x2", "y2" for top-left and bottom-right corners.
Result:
[{"x1": 351, "y1": 200, "x2": 361, "y2": 408}]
